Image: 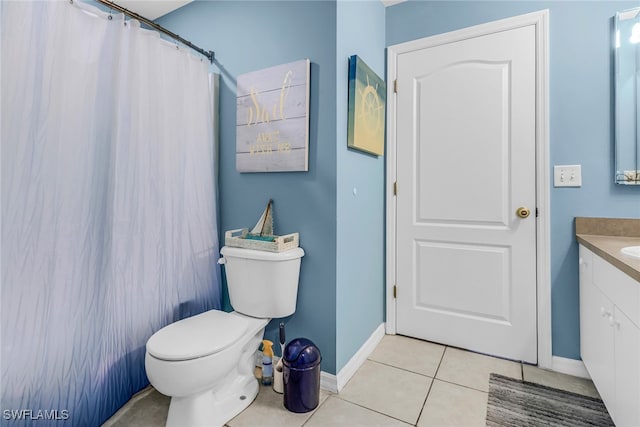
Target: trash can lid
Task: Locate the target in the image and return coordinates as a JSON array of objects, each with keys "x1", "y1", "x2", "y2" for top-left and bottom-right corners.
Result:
[{"x1": 283, "y1": 338, "x2": 321, "y2": 369}]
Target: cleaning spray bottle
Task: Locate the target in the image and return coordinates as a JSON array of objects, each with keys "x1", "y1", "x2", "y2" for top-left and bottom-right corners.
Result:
[{"x1": 261, "y1": 340, "x2": 274, "y2": 386}]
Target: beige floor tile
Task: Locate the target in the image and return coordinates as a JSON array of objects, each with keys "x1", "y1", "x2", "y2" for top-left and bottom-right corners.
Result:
[
  {"x1": 368, "y1": 335, "x2": 445, "y2": 377},
  {"x1": 418, "y1": 380, "x2": 488, "y2": 427},
  {"x1": 522, "y1": 364, "x2": 600, "y2": 398},
  {"x1": 105, "y1": 388, "x2": 170, "y2": 427},
  {"x1": 338, "y1": 360, "x2": 431, "y2": 425},
  {"x1": 228, "y1": 383, "x2": 329, "y2": 427},
  {"x1": 436, "y1": 347, "x2": 521, "y2": 392},
  {"x1": 305, "y1": 396, "x2": 410, "y2": 427}
]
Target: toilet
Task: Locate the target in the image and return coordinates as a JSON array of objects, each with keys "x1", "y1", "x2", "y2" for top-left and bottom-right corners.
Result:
[{"x1": 144, "y1": 245, "x2": 304, "y2": 427}]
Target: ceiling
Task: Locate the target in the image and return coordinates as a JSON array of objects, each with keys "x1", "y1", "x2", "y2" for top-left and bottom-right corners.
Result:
[
  {"x1": 115, "y1": 0, "x2": 407, "y2": 21},
  {"x1": 115, "y1": 0, "x2": 191, "y2": 20}
]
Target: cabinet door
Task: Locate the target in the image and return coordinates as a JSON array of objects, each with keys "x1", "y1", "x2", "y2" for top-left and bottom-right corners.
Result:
[
  {"x1": 579, "y1": 245, "x2": 595, "y2": 363},
  {"x1": 579, "y1": 245, "x2": 593, "y2": 287},
  {"x1": 614, "y1": 308, "x2": 640, "y2": 427},
  {"x1": 580, "y1": 276, "x2": 615, "y2": 412}
]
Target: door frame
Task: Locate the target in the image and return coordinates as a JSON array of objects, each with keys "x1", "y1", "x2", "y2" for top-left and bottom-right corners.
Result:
[{"x1": 385, "y1": 10, "x2": 551, "y2": 369}]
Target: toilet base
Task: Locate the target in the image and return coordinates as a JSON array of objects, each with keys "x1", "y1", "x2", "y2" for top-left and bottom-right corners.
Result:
[
  {"x1": 165, "y1": 373, "x2": 258, "y2": 427},
  {"x1": 161, "y1": 319, "x2": 267, "y2": 427}
]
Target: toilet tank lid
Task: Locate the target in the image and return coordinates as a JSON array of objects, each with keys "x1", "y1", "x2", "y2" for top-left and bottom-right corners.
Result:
[
  {"x1": 146, "y1": 311, "x2": 248, "y2": 361},
  {"x1": 220, "y1": 246, "x2": 304, "y2": 261}
]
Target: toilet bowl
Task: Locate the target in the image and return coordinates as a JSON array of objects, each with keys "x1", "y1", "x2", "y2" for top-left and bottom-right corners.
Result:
[
  {"x1": 145, "y1": 311, "x2": 268, "y2": 426},
  {"x1": 144, "y1": 246, "x2": 304, "y2": 427}
]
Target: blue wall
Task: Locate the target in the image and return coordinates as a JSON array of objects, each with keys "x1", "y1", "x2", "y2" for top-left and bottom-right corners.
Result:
[
  {"x1": 336, "y1": 0, "x2": 386, "y2": 372},
  {"x1": 387, "y1": 0, "x2": 640, "y2": 360},
  {"x1": 158, "y1": 1, "x2": 340, "y2": 373},
  {"x1": 158, "y1": 0, "x2": 640, "y2": 370}
]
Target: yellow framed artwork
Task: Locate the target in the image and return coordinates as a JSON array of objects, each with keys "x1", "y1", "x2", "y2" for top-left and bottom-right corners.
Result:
[{"x1": 347, "y1": 55, "x2": 386, "y2": 156}]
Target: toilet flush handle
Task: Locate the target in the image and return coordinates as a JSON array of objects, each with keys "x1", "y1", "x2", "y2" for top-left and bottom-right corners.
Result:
[{"x1": 218, "y1": 257, "x2": 226, "y2": 265}]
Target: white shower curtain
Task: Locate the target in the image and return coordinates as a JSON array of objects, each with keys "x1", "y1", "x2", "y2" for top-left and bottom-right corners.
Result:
[{"x1": 1, "y1": 1, "x2": 220, "y2": 425}]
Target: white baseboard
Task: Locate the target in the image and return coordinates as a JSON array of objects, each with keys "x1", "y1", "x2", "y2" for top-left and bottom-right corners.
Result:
[
  {"x1": 320, "y1": 371, "x2": 338, "y2": 393},
  {"x1": 551, "y1": 356, "x2": 590, "y2": 379},
  {"x1": 334, "y1": 323, "x2": 386, "y2": 392},
  {"x1": 257, "y1": 323, "x2": 386, "y2": 394}
]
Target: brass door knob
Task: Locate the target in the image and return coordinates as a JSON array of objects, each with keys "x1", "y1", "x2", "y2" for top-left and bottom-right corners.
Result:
[{"x1": 516, "y1": 207, "x2": 530, "y2": 219}]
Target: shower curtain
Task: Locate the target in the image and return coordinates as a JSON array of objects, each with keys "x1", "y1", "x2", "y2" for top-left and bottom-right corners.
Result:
[{"x1": 1, "y1": 1, "x2": 221, "y2": 425}]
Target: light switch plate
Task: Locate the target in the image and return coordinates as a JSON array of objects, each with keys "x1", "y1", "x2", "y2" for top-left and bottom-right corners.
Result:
[{"x1": 554, "y1": 165, "x2": 582, "y2": 187}]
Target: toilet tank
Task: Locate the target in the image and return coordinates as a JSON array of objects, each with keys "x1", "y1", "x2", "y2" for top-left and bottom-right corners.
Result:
[{"x1": 219, "y1": 246, "x2": 304, "y2": 318}]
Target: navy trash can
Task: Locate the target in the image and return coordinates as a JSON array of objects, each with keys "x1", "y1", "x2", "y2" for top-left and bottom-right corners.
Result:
[{"x1": 283, "y1": 338, "x2": 321, "y2": 413}]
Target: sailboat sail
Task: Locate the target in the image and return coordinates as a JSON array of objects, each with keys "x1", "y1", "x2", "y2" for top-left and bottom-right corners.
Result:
[{"x1": 247, "y1": 199, "x2": 274, "y2": 241}]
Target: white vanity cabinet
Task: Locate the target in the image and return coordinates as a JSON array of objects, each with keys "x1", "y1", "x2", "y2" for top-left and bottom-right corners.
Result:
[{"x1": 579, "y1": 244, "x2": 640, "y2": 426}]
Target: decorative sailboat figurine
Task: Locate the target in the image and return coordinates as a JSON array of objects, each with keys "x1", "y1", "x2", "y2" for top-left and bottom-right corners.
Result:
[
  {"x1": 224, "y1": 198, "x2": 299, "y2": 252},
  {"x1": 245, "y1": 199, "x2": 276, "y2": 241}
]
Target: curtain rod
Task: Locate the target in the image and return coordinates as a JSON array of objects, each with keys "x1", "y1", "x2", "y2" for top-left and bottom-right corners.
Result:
[{"x1": 94, "y1": 0, "x2": 214, "y2": 63}]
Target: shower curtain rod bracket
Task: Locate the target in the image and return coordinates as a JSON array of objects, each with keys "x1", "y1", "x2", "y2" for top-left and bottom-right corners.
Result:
[{"x1": 94, "y1": 0, "x2": 214, "y2": 63}]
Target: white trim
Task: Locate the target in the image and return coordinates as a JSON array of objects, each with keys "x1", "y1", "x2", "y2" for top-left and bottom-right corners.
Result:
[
  {"x1": 322, "y1": 323, "x2": 385, "y2": 393},
  {"x1": 381, "y1": 0, "x2": 407, "y2": 6},
  {"x1": 533, "y1": 10, "x2": 552, "y2": 371},
  {"x1": 386, "y1": 10, "x2": 551, "y2": 368},
  {"x1": 551, "y1": 356, "x2": 591, "y2": 379},
  {"x1": 335, "y1": 323, "x2": 385, "y2": 392},
  {"x1": 385, "y1": 42, "x2": 398, "y2": 335},
  {"x1": 320, "y1": 371, "x2": 338, "y2": 393},
  {"x1": 257, "y1": 324, "x2": 386, "y2": 394},
  {"x1": 256, "y1": 351, "x2": 340, "y2": 393}
]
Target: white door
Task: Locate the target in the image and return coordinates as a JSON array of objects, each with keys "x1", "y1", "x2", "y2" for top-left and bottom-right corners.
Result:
[{"x1": 395, "y1": 21, "x2": 538, "y2": 362}]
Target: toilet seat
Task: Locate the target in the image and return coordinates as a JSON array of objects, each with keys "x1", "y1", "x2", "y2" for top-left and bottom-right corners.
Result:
[{"x1": 146, "y1": 310, "x2": 248, "y2": 361}]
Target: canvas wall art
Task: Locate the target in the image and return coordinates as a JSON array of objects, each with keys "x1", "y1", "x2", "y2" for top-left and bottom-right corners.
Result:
[
  {"x1": 236, "y1": 59, "x2": 310, "y2": 172},
  {"x1": 347, "y1": 55, "x2": 386, "y2": 156}
]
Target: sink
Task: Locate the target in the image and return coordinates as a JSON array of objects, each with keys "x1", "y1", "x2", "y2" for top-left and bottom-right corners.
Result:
[{"x1": 621, "y1": 246, "x2": 640, "y2": 259}]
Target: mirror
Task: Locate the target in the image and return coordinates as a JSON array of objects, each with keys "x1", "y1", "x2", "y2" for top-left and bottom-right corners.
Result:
[{"x1": 615, "y1": 7, "x2": 640, "y2": 185}]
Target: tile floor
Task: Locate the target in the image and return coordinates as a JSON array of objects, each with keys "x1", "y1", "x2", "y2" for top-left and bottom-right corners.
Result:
[{"x1": 104, "y1": 335, "x2": 600, "y2": 427}]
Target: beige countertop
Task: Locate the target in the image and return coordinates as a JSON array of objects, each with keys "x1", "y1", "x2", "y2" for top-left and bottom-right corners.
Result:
[{"x1": 575, "y1": 217, "x2": 640, "y2": 283}]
